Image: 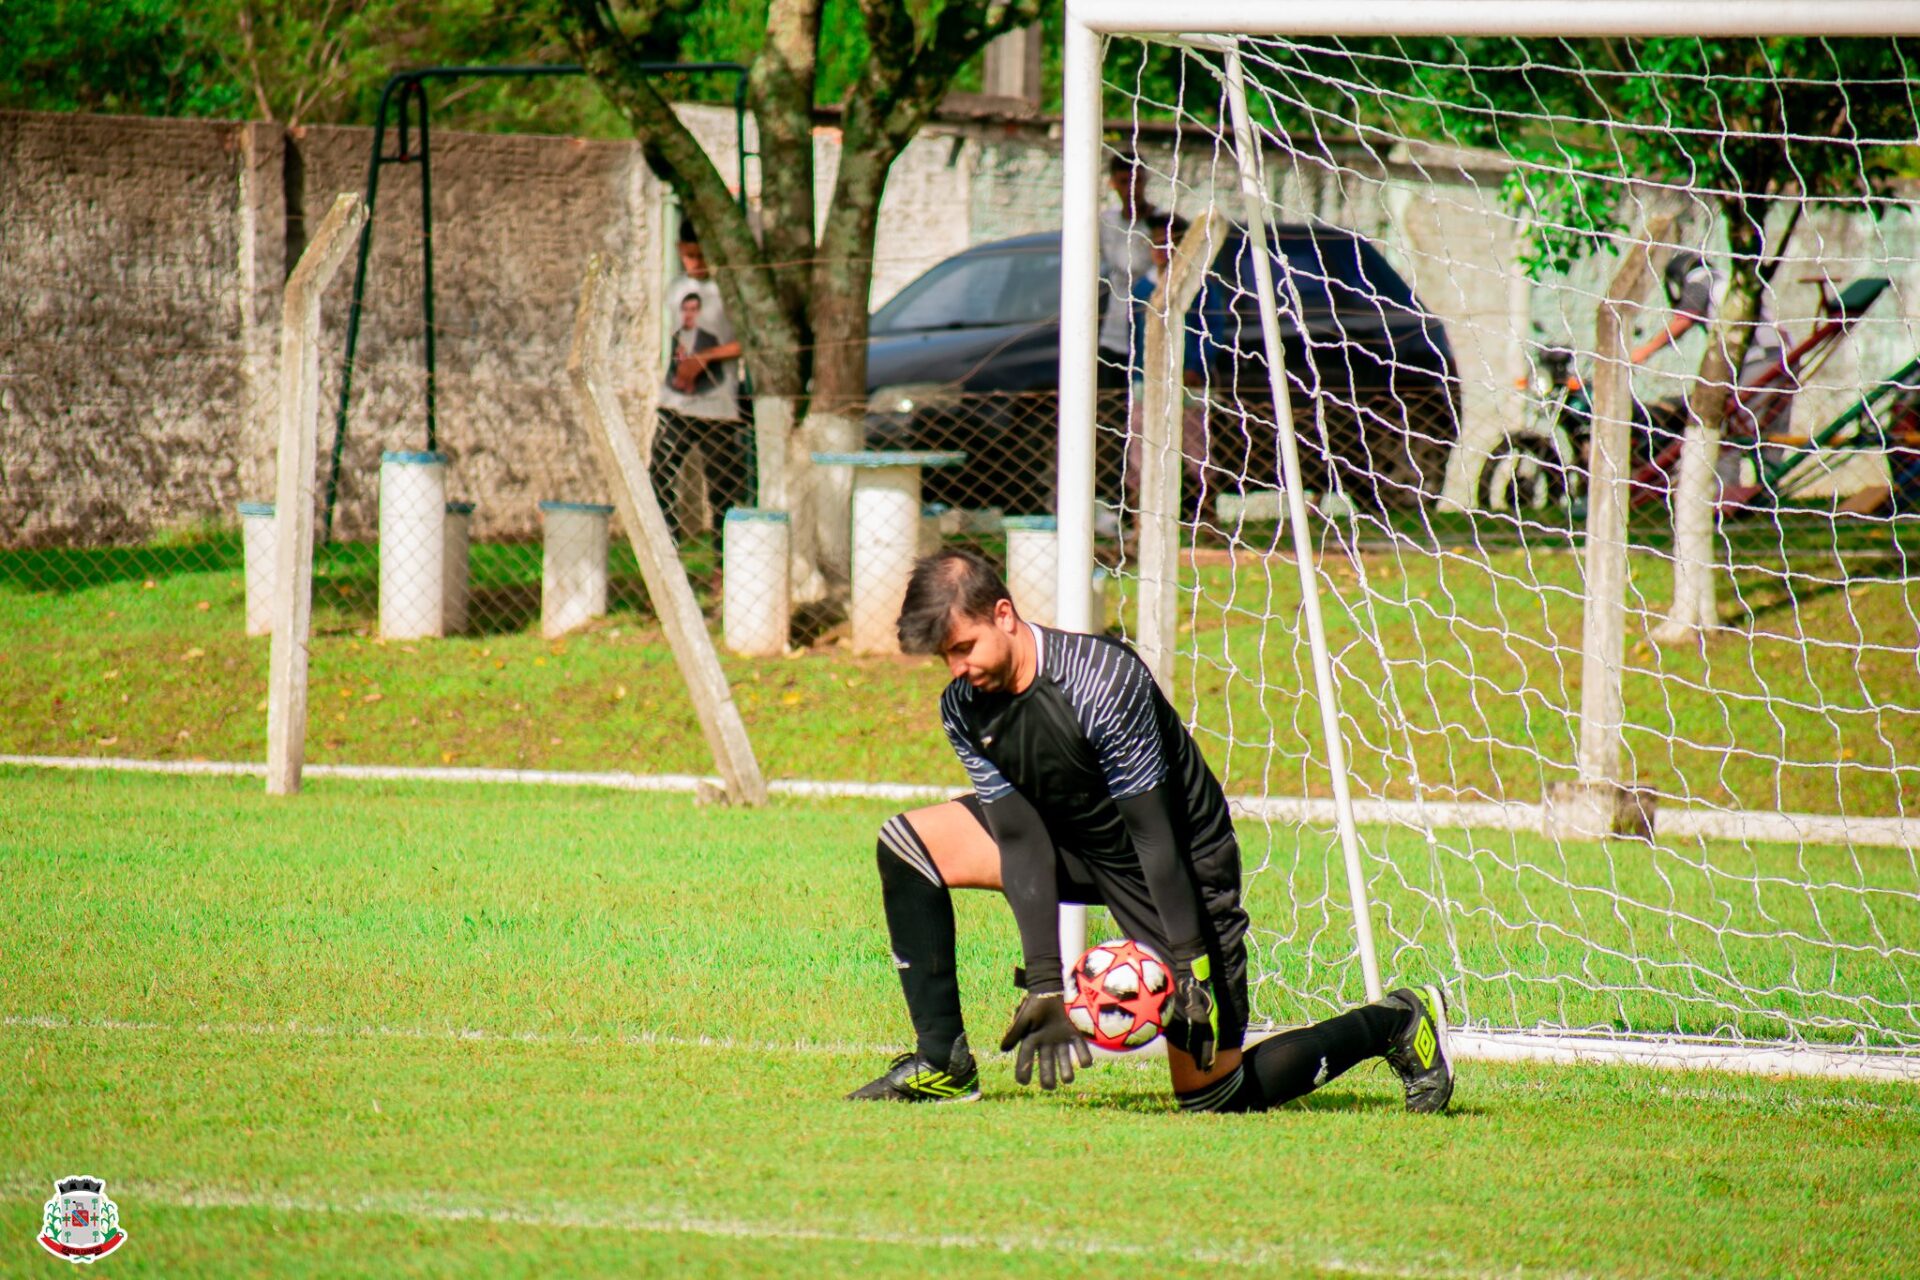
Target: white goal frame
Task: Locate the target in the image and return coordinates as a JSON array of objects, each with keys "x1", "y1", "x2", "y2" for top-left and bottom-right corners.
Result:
[{"x1": 1055, "y1": 0, "x2": 1920, "y2": 1082}]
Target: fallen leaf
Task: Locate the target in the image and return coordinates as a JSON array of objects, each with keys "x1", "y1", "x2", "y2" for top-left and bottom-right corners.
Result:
[
  {"x1": 181, "y1": 648, "x2": 205, "y2": 661},
  {"x1": 143, "y1": 580, "x2": 156, "y2": 590},
  {"x1": 534, "y1": 657, "x2": 547, "y2": 667},
  {"x1": 441, "y1": 750, "x2": 456, "y2": 764},
  {"x1": 549, "y1": 737, "x2": 563, "y2": 746},
  {"x1": 103, "y1": 670, "x2": 120, "y2": 681},
  {"x1": 196, "y1": 600, "x2": 211, "y2": 612},
  {"x1": 338, "y1": 688, "x2": 354, "y2": 699},
  {"x1": 614, "y1": 684, "x2": 628, "y2": 700},
  {"x1": 781, "y1": 691, "x2": 804, "y2": 706},
  {"x1": 494, "y1": 660, "x2": 506, "y2": 670},
  {"x1": 256, "y1": 698, "x2": 269, "y2": 712},
  {"x1": 361, "y1": 691, "x2": 383, "y2": 704},
  {"x1": 175, "y1": 729, "x2": 191, "y2": 741},
  {"x1": 96, "y1": 736, "x2": 118, "y2": 747}
]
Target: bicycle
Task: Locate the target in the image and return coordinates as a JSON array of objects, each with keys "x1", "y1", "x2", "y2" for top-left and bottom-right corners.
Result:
[{"x1": 1476, "y1": 269, "x2": 1891, "y2": 516}]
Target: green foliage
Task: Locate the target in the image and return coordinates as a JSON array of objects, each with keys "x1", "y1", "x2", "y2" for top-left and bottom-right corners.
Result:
[
  {"x1": 0, "y1": 0, "x2": 1004, "y2": 136},
  {"x1": 1218, "y1": 37, "x2": 1920, "y2": 278},
  {"x1": 0, "y1": 0, "x2": 240, "y2": 117}
]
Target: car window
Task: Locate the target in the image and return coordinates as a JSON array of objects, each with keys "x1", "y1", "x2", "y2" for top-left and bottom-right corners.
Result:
[{"x1": 872, "y1": 249, "x2": 1062, "y2": 333}]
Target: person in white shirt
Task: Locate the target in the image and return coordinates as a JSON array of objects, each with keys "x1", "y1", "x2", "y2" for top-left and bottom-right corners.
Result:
[
  {"x1": 1098, "y1": 155, "x2": 1161, "y2": 366},
  {"x1": 656, "y1": 223, "x2": 746, "y2": 538}
]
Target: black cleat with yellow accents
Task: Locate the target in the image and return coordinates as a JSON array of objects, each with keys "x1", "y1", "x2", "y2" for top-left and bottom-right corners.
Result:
[
  {"x1": 846, "y1": 1035, "x2": 981, "y2": 1103},
  {"x1": 1381, "y1": 984, "x2": 1455, "y2": 1113}
]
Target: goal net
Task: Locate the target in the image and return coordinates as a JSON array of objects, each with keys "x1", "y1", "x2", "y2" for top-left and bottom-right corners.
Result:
[{"x1": 1065, "y1": 12, "x2": 1920, "y2": 1077}]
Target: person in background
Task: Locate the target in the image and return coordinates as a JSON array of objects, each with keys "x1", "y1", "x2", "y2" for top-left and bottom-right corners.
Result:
[
  {"x1": 656, "y1": 221, "x2": 747, "y2": 539},
  {"x1": 1098, "y1": 154, "x2": 1162, "y2": 370}
]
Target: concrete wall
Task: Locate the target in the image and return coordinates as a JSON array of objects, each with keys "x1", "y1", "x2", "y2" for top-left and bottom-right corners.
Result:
[
  {"x1": 0, "y1": 106, "x2": 1007, "y2": 548},
  {"x1": 1, "y1": 112, "x2": 261, "y2": 546},
  {"x1": 7, "y1": 105, "x2": 1911, "y2": 548},
  {"x1": 290, "y1": 124, "x2": 659, "y2": 541},
  {"x1": 0, "y1": 110, "x2": 665, "y2": 548}
]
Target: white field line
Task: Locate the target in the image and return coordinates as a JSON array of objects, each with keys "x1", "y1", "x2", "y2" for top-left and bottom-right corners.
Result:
[
  {"x1": 0, "y1": 1176, "x2": 1565, "y2": 1279},
  {"x1": 1448, "y1": 1030, "x2": 1920, "y2": 1084},
  {"x1": 7, "y1": 753, "x2": 1917, "y2": 848},
  {"x1": 0, "y1": 753, "x2": 951, "y2": 804}
]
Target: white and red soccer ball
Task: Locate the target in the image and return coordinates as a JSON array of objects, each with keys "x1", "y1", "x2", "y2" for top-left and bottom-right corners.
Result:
[{"x1": 1067, "y1": 938, "x2": 1170, "y2": 1051}]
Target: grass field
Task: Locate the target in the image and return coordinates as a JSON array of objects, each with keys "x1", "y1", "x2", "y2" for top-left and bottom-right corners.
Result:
[
  {"x1": 5, "y1": 525, "x2": 1917, "y2": 815},
  {"x1": 5, "y1": 768, "x2": 1920, "y2": 1277}
]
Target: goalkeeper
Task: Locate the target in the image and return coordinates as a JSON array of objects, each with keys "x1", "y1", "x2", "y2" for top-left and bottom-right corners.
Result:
[{"x1": 848, "y1": 548, "x2": 1456, "y2": 1113}]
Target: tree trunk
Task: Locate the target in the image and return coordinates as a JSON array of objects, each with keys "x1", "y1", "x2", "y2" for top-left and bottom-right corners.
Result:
[
  {"x1": 1654, "y1": 247, "x2": 1761, "y2": 646},
  {"x1": 804, "y1": 152, "x2": 891, "y2": 583},
  {"x1": 560, "y1": 0, "x2": 1039, "y2": 605}
]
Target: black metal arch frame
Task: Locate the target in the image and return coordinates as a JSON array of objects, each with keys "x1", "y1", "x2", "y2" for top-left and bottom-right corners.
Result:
[{"x1": 325, "y1": 62, "x2": 750, "y2": 540}]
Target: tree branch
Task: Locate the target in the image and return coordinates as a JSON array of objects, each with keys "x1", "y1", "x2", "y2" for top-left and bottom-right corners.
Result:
[{"x1": 557, "y1": 0, "x2": 806, "y2": 391}]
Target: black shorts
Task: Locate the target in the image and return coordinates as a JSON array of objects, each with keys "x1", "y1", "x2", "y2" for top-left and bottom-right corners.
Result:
[{"x1": 956, "y1": 793, "x2": 1250, "y2": 1051}]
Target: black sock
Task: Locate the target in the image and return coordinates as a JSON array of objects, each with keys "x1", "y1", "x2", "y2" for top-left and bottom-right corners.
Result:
[
  {"x1": 1177, "y1": 1002, "x2": 1406, "y2": 1114},
  {"x1": 876, "y1": 815, "x2": 965, "y2": 1067}
]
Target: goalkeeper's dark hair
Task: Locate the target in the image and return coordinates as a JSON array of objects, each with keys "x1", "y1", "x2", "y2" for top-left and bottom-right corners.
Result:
[{"x1": 896, "y1": 547, "x2": 1014, "y2": 655}]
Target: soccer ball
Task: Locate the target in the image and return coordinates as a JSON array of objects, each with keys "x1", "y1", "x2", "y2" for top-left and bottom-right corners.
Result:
[{"x1": 1067, "y1": 939, "x2": 1170, "y2": 1051}]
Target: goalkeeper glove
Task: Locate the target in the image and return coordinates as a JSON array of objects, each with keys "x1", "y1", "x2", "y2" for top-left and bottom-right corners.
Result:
[
  {"x1": 1000, "y1": 968, "x2": 1092, "y2": 1090},
  {"x1": 1165, "y1": 942, "x2": 1218, "y2": 1071}
]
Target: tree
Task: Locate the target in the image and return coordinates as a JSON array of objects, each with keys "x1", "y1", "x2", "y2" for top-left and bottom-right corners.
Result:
[
  {"x1": 1251, "y1": 37, "x2": 1920, "y2": 640},
  {"x1": 552, "y1": 0, "x2": 1043, "y2": 600}
]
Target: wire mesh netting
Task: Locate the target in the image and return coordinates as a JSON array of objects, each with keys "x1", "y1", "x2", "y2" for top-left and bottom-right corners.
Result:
[{"x1": 1086, "y1": 33, "x2": 1920, "y2": 1065}]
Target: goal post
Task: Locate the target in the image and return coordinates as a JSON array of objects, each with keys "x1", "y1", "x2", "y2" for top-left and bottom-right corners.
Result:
[{"x1": 1058, "y1": 2, "x2": 1920, "y2": 1078}]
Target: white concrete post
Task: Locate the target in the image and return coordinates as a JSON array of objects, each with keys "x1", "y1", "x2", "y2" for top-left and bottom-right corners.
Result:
[
  {"x1": 1546, "y1": 225, "x2": 1666, "y2": 841},
  {"x1": 266, "y1": 191, "x2": 366, "y2": 797},
  {"x1": 850, "y1": 465, "x2": 921, "y2": 655},
  {"x1": 724, "y1": 508, "x2": 792, "y2": 657},
  {"x1": 1005, "y1": 516, "x2": 1061, "y2": 628},
  {"x1": 568, "y1": 255, "x2": 768, "y2": 806},
  {"x1": 379, "y1": 451, "x2": 448, "y2": 639},
  {"x1": 1135, "y1": 210, "x2": 1221, "y2": 695},
  {"x1": 442, "y1": 501, "x2": 472, "y2": 636},
  {"x1": 239, "y1": 501, "x2": 276, "y2": 637},
  {"x1": 816, "y1": 450, "x2": 967, "y2": 655},
  {"x1": 540, "y1": 501, "x2": 614, "y2": 639}
]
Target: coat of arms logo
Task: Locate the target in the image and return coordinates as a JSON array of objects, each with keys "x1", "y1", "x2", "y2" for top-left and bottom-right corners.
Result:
[{"x1": 38, "y1": 1176, "x2": 127, "y2": 1264}]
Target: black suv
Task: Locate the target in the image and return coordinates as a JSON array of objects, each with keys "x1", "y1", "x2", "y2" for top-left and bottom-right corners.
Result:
[{"x1": 863, "y1": 227, "x2": 1458, "y2": 513}]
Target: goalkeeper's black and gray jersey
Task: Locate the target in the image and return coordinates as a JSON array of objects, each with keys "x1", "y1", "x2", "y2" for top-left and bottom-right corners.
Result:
[{"x1": 939, "y1": 625, "x2": 1236, "y2": 872}]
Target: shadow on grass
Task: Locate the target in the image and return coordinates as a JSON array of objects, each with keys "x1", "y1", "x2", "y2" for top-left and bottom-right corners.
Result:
[
  {"x1": 1728, "y1": 549, "x2": 1917, "y2": 628},
  {"x1": 1028, "y1": 1083, "x2": 1430, "y2": 1117}
]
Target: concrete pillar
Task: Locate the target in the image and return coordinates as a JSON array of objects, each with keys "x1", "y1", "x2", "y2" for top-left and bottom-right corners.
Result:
[
  {"x1": 443, "y1": 501, "x2": 473, "y2": 636},
  {"x1": 724, "y1": 508, "x2": 792, "y2": 657},
  {"x1": 379, "y1": 450, "x2": 448, "y2": 639},
  {"x1": 540, "y1": 501, "x2": 614, "y2": 639},
  {"x1": 239, "y1": 501, "x2": 276, "y2": 637}
]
